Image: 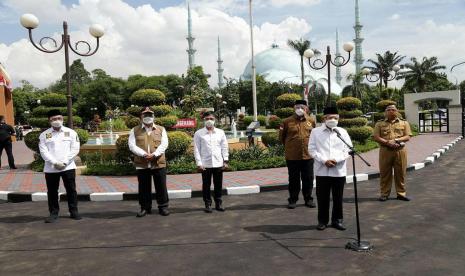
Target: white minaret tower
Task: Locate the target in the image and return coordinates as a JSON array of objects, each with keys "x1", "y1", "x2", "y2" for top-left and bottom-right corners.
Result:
[
  {"x1": 186, "y1": 1, "x2": 196, "y2": 70},
  {"x1": 217, "y1": 36, "x2": 225, "y2": 88}
]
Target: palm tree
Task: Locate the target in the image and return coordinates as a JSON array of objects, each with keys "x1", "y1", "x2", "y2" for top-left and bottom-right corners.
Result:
[
  {"x1": 287, "y1": 38, "x2": 320, "y2": 91},
  {"x1": 344, "y1": 72, "x2": 369, "y2": 99},
  {"x1": 397, "y1": 56, "x2": 446, "y2": 92},
  {"x1": 366, "y1": 51, "x2": 405, "y2": 88}
]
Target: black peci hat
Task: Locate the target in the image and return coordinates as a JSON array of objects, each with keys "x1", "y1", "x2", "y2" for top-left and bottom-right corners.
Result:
[
  {"x1": 294, "y1": 100, "x2": 307, "y2": 106},
  {"x1": 323, "y1": 106, "x2": 338, "y2": 115},
  {"x1": 47, "y1": 109, "x2": 62, "y2": 118}
]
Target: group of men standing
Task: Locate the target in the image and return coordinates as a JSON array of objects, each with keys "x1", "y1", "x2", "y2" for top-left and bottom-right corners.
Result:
[
  {"x1": 280, "y1": 100, "x2": 412, "y2": 231},
  {"x1": 37, "y1": 100, "x2": 411, "y2": 227}
]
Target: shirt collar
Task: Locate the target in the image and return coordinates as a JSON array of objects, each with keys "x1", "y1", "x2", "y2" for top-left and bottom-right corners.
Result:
[
  {"x1": 141, "y1": 123, "x2": 157, "y2": 130},
  {"x1": 204, "y1": 127, "x2": 216, "y2": 133},
  {"x1": 50, "y1": 127, "x2": 64, "y2": 133},
  {"x1": 384, "y1": 117, "x2": 400, "y2": 123}
]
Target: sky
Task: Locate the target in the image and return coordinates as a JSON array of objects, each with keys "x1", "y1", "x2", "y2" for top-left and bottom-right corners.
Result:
[{"x1": 1, "y1": 0, "x2": 464, "y2": 89}]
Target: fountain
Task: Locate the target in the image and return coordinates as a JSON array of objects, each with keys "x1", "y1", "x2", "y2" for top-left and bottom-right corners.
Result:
[
  {"x1": 109, "y1": 118, "x2": 114, "y2": 144},
  {"x1": 231, "y1": 119, "x2": 237, "y2": 138}
]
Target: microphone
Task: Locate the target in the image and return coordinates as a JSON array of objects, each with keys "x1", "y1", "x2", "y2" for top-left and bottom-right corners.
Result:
[{"x1": 332, "y1": 127, "x2": 341, "y2": 137}]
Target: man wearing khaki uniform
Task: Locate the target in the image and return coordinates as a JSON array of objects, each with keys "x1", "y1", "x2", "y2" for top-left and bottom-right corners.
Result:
[
  {"x1": 373, "y1": 104, "x2": 413, "y2": 202},
  {"x1": 279, "y1": 100, "x2": 316, "y2": 209}
]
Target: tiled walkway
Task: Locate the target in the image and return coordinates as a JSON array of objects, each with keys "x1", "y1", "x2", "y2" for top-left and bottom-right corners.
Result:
[{"x1": 1, "y1": 133, "x2": 459, "y2": 193}]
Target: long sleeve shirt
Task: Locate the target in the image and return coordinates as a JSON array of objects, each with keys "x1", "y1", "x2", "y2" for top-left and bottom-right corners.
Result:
[
  {"x1": 308, "y1": 125, "x2": 352, "y2": 177},
  {"x1": 128, "y1": 124, "x2": 168, "y2": 170},
  {"x1": 194, "y1": 127, "x2": 229, "y2": 168},
  {"x1": 39, "y1": 126, "x2": 80, "y2": 173}
]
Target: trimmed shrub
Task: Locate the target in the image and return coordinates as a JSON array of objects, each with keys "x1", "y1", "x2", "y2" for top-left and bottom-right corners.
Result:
[
  {"x1": 267, "y1": 115, "x2": 282, "y2": 129},
  {"x1": 32, "y1": 106, "x2": 75, "y2": 117},
  {"x1": 166, "y1": 131, "x2": 192, "y2": 160},
  {"x1": 155, "y1": 115, "x2": 178, "y2": 129},
  {"x1": 276, "y1": 93, "x2": 302, "y2": 108},
  {"x1": 126, "y1": 106, "x2": 141, "y2": 117},
  {"x1": 24, "y1": 130, "x2": 42, "y2": 153},
  {"x1": 115, "y1": 134, "x2": 132, "y2": 163},
  {"x1": 376, "y1": 99, "x2": 397, "y2": 112},
  {"x1": 339, "y1": 110, "x2": 363, "y2": 119},
  {"x1": 275, "y1": 107, "x2": 294, "y2": 119},
  {"x1": 125, "y1": 116, "x2": 141, "y2": 129},
  {"x1": 40, "y1": 93, "x2": 67, "y2": 107},
  {"x1": 152, "y1": 105, "x2": 173, "y2": 117},
  {"x1": 338, "y1": 117, "x2": 368, "y2": 128},
  {"x1": 374, "y1": 112, "x2": 385, "y2": 122},
  {"x1": 336, "y1": 97, "x2": 362, "y2": 111},
  {"x1": 64, "y1": 116, "x2": 83, "y2": 127},
  {"x1": 261, "y1": 132, "x2": 280, "y2": 147},
  {"x1": 75, "y1": 128, "x2": 89, "y2": 145},
  {"x1": 28, "y1": 118, "x2": 50, "y2": 128},
  {"x1": 347, "y1": 126, "x2": 373, "y2": 144},
  {"x1": 243, "y1": 115, "x2": 266, "y2": 128},
  {"x1": 130, "y1": 89, "x2": 165, "y2": 106}
]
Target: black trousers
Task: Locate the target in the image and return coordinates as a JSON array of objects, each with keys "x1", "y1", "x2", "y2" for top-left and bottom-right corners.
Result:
[
  {"x1": 286, "y1": 159, "x2": 314, "y2": 203},
  {"x1": 316, "y1": 176, "x2": 345, "y2": 225},
  {"x1": 0, "y1": 140, "x2": 15, "y2": 168},
  {"x1": 137, "y1": 168, "x2": 169, "y2": 210},
  {"x1": 45, "y1": 169, "x2": 78, "y2": 215},
  {"x1": 201, "y1": 168, "x2": 223, "y2": 205}
]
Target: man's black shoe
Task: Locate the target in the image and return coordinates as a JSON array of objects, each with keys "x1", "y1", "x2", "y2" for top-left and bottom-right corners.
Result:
[
  {"x1": 331, "y1": 221, "x2": 346, "y2": 231},
  {"x1": 10, "y1": 166, "x2": 17, "y2": 170},
  {"x1": 204, "y1": 204, "x2": 213, "y2": 213},
  {"x1": 159, "y1": 208, "x2": 170, "y2": 216},
  {"x1": 397, "y1": 195, "x2": 411, "y2": 201},
  {"x1": 378, "y1": 196, "x2": 388, "y2": 202},
  {"x1": 287, "y1": 202, "x2": 297, "y2": 209},
  {"x1": 305, "y1": 200, "x2": 316, "y2": 208},
  {"x1": 70, "y1": 212, "x2": 82, "y2": 220},
  {"x1": 136, "y1": 209, "x2": 147, "y2": 217},
  {"x1": 215, "y1": 203, "x2": 225, "y2": 212},
  {"x1": 44, "y1": 214, "x2": 58, "y2": 223},
  {"x1": 146, "y1": 209, "x2": 153, "y2": 214},
  {"x1": 317, "y1": 224, "x2": 326, "y2": 231}
]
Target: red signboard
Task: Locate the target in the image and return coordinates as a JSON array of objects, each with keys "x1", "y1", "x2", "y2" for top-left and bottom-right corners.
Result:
[{"x1": 173, "y1": 118, "x2": 196, "y2": 128}]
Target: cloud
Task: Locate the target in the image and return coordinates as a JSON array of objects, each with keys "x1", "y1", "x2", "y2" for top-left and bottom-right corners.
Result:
[
  {"x1": 1, "y1": 0, "x2": 313, "y2": 88},
  {"x1": 389, "y1": 13, "x2": 400, "y2": 20}
]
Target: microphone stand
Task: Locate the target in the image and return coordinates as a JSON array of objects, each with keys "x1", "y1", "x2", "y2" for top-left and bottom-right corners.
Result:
[{"x1": 333, "y1": 128, "x2": 373, "y2": 252}]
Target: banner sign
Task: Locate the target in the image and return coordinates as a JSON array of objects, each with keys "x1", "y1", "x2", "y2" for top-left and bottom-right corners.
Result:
[{"x1": 173, "y1": 118, "x2": 196, "y2": 128}]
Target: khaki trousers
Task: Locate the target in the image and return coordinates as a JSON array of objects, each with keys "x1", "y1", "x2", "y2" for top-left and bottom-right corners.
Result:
[{"x1": 379, "y1": 146, "x2": 407, "y2": 197}]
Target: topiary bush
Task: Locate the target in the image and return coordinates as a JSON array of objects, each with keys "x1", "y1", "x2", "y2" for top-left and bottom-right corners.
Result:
[
  {"x1": 28, "y1": 118, "x2": 50, "y2": 128},
  {"x1": 275, "y1": 107, "x2": 295, "y2": 119},
  {"x1": 152, "y1": 105, "x2": 173, "y2": 117},
  {"x1": 24, "y1": 130, "x2": 42, "y2": 153},
  {"x1": 338, "y1": 117, "x2": 368, "y2": 128},
  {"x1": 347, "y1": 126, "x2": 373, "y2": 144},
  {"x1": 40, "y1": 93, "x2": 67, "y2": 107},
  {"x1": 130, "y1": 89, "x2": 165, "y2": 106},
  {"x1": 276, "y1": 93, "x2": 302, "y2": 108},
  {"x1": 336, "y1": 97, "x2": 362, "y2": 111},
  {"x1": 339, "y1": 110, "x2": 363, "y2": 119},
  {"x1": 243, "y1": 115, "x2": 266, "y2": 128},
  {"x1": 376, "y1": 99, "x2": 397, "y2": 112},
  {"x1": 75, "y1": 128, "x2": 89, "y2": 145},
  {"x1": 32, "y1": 106, "x2": 75, "y2": 117},
  {"x1": 125, "y1": 116, "x2": 141, "y2": 129},
  {"x1": 166, "y1": 131, "x2": 192, "y2": 161},
  {"x1": 126, "y1": 106, "x2": 141, "y2": 117},
  {"x1": 155, "y1": 115, "x2": 178, "y2": 129},
  {"x1": 267, "y1": 115, "x2": 282, "y2": 129},
  {"x1": 115, "y1": 134, "x2": 132, "y2": 163},
  {"x1": 261, "y1": 132, "x2": 280, "y2": 147}
]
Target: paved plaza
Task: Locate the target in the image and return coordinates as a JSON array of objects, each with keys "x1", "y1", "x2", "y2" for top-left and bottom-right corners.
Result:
[
  {"x1": 0, "y1": 133, "x2": 460, "y2": 194},
  {"x1": 1, "y1": 139, "x2": 465, "y2": 275}
]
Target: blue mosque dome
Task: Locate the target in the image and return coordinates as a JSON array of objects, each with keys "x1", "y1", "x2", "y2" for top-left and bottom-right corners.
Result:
[{"x1": 241, "y1": 44, "x2": 343, "y2": 94}]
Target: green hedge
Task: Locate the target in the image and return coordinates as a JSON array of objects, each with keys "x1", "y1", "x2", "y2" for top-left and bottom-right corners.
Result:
[
  {"x1": 29, "y1": 116, "x2": 83, "y2": 128},
  {"x1": 347, "y1": 126, "x2": 373, "y2": 144},
  {"x1": 336, "y1": 97, "x2": 362, "y2": 111},
  {"x1": 166, "y1": 131, "x2": 192, "y2": 161},
  {"x1": 376, "y1": 100, "x2": 397, "y2": 112},
  {"x1": 24, "y1": 130, "x2": 42, "y2": 152},
  {"x1": 275, "y1": 107, "x2": 294, "y2": 119},
  {"x1": 40, "y1": 93, "x2": 67, "y2": 107},
  {"x1": 267, "y1": 115, "x2": 282, "y2": 129},
  {"x1": 125, "y1": 116, "x2": 141, "y2": 129},
  {"x1": 152, "y1": 105, "x2": 173, "y2": 117},
  {"x1": 126, "y1": 106, "x2": 141, "y2": 117},
  {"x1": 83, "y1": 163, "x2": 137, "y2": 176},
  {"x1": 243, "y1": 115, "x2": 266, "y2": 128},
  {"x1": 75, "y1": 129, "x2": 89, "y2": 145},
  {"x1": 155, "y1": 115, "x2": 178, "y2": 129},
  {"x1": 115, "y1": 134, "x2": 131, "y2": 163},
  {"x1": 130, "y1": 89, "x2": 165, "y2": 106},
  {"x1": 276, "y1": 93, "x2": 302, "y2": 108},
  {"x1": 338, "y1": 117, "x2": 368, "y2": 128},
  {"x1": 339, "y1": 110, "x2": 363, "y2": 119},
  {"x1": 32, "y1": 106, "x2": 75, "y2": 117},
  {"x1": 261, "y1": 132, "x2": 279, "y2": 147}
]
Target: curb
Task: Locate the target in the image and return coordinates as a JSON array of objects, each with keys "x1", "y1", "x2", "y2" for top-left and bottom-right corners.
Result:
[{"x1": 2, "y1": 136, "x2": 463, "y2": 203}]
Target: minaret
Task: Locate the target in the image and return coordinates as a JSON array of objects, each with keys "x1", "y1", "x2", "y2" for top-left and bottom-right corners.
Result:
[
  {"x1": 353, "y1": 0, "x2": 364, "y2": 75},
  {"x1": 186, "y1": 1, "x2": 196, "y2": 70},
  {"x1": 335, "y1": 29, "x2": 342, "y2": 86},
  {"x1": 217, "y1": 36, "x2": 225, "y2": 88}
]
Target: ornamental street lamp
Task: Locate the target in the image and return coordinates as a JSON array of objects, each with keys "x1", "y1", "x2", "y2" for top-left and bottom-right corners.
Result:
[
  {"x1": 362, "y1": 65, "x2": 400, "y2": 94},
  {"x1": 20, "y1": 13, "x2": 104, "y2": 128},
  {"x1": 248, "y1": 0, "x2": 258, "y2": 123},
  {"x1": 304, "y1": 42, "x2": 354, "y2": 107}
]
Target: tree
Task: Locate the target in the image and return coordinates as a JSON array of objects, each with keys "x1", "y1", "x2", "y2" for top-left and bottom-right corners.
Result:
[
  {"x1": 343, "y1": 72, "x2": 370, "y2": 99},
  {"x1": 287, "y1": 38, "x2": 319, "y2": 91},
  {"x1": 397, "y1": 56, "x2": 446, "y2": 92},
  {"x1": 365, "y1": 51, "x2": 405, "y2": 88},
  {"x1": 11, "y1": 80, "x2": 45, "y2": 124}
]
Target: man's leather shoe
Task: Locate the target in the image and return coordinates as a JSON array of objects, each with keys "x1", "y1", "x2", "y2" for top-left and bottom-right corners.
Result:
[
  {"x1": 287, "y1": 202, "x2": 297, "y2": 209},
  {"x1": 397, "y1": 195, "x2": 410, "y2": 201},
  {"x1": 331, "y1": 221, "x2": 346, "y2": 231},
  {"x1": 136, "y1": 209, "x2": 147, "y2": 217},
  {"x1": 204, "y1": 204, "x2": 213, "y2": 213},
  {"x1": 378, "y1": 196, "x2": 388, "y2": 202},
  {"x1": 10, "y1": 166, "x2": 17, "y2": 170},
  {"x1": 305, "y1": 200, "x2": 316, "y2": 208},
  {"x1": 44, "y1": 214, "x2": 58, "y2": 223},
  {"x1": 159, "y1": 208, "x2": 170, "y2": 216},
  {"x1": 70, "y1": 212, "x2": 82, "y2": 220},
  {"x1": 146, "y1": 209, "x2": 153, "y2": 214},
  {"x1": 215, "y1": 203, "x2": 225, "y2": 212},
  {"x1": 317, "y1": 224, "x2": 326, "y2": 231}
]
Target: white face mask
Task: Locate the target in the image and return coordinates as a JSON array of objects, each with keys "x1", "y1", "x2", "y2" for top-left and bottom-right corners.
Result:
[
  {"x1": 325, "y1": 119, "x2": 338, "y2": 129},
  {"x1": 205, "y1": 119, "x2": 215, "y2": 128},
  {"x1": 295, "y1": 108, "x2": 305, "y2": 116},
  {"x1": 142, "y1": 117, "x2": 154, "y2": 125},
  {"x1": 51, "y1": 120, "x2": 63, "y2": 128}
]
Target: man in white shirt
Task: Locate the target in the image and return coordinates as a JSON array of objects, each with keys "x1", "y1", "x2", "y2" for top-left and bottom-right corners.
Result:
[
  {"x1": 194, "y1": 112, "x2": 229, "y2": 213},
  {"x1": 39, "y1": 110, "x2": 81, "y2": 223},
  {"x1": 128, "y1": 107, "x2": 170, "y2": 217},
  {"x1": 309, "y1": 106, "x2": 352, "y2": 231}
]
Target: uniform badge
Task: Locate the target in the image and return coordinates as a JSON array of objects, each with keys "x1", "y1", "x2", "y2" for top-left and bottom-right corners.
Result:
[
  {"x1": 64, "y1": 132, "x2": 70, "y2": 137},
  {"x1": 307, "y1": 122, "x2": 312, "y2": 127},
  {"x1": 46, "y1": 133, "x2": 52, "y2": 139}
]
